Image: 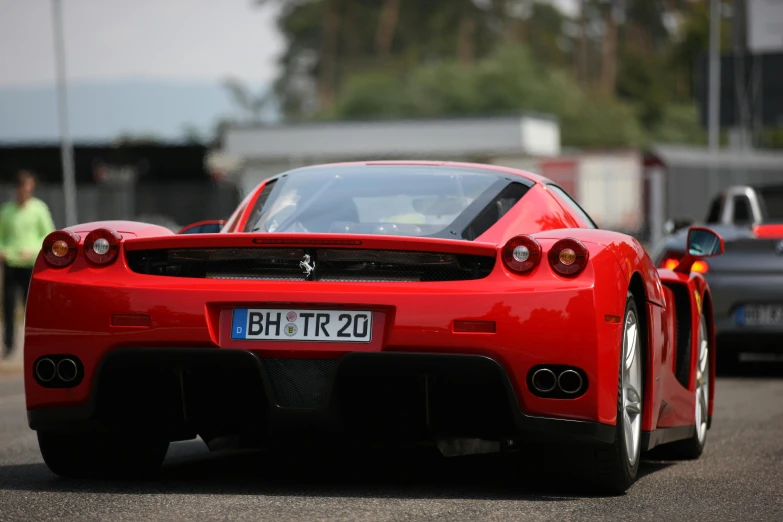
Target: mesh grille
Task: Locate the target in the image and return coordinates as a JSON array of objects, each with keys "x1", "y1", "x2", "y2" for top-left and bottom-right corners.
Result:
[
  {"x1": 126, "y1": 247, "x2": 495, "y2": 282},
  {"x1": 263, "y1": 358, "x2": 338, "y2": 408}
]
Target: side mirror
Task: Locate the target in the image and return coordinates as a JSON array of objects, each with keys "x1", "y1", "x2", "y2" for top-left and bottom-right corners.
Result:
[
  {"x1": 687, "y1": 227, "x2": 724, "y2": 257},
  {"x1": 178, "y1": 220, "x2": 225, "y2": 234},
  {"x1": 674, "y1": 227, "x2": 724, "y2": 274}
]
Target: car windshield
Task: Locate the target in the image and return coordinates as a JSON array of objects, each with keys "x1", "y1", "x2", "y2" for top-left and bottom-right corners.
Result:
[
  {"x1": 245, "y1": 165, "x2": 522, "y2": 238},
  {"x1": 758, "y1": 187, "x2": 783, "y2": 222}
]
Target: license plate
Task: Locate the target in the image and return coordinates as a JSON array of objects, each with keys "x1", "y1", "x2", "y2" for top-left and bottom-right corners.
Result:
[
  {"x1": 737, "y1": 305, "x2": 783, "y2": 326},
  {"x1": 231, "y1": 308, "x2": 372, "y2": 342}
]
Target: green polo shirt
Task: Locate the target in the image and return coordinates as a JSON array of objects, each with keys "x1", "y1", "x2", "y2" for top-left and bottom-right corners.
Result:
[{"x1": 0, "y1": 198, "x2": 56, "y2": 268}]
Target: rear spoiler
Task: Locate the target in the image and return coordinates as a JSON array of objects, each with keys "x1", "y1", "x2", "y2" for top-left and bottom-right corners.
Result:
[{"x1": 122, "y1": 233, "x2": 499, "y2": 258}]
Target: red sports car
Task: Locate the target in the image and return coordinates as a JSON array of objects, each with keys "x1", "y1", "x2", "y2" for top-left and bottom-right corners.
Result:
[{"x1": 25, "y1": 161, "x2": 723, "y2": 492}]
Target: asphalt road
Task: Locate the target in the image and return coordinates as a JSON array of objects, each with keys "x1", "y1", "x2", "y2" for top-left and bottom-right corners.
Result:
[{"x1": 1, "y1": 366, "x2": 783, "y2": 522}]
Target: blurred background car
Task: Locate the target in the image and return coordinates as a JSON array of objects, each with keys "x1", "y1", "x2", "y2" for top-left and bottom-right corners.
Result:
[{"x1": 653, "y1": 184, "x2": 783, "y2": 371}]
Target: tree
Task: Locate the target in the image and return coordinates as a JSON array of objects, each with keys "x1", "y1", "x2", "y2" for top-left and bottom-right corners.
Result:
[
  {"x1": 248, "y1": 0, "x2": 731, "y2": 148},
  {"x1": 330, "y1": 44, "x2": 645, "y2": 148},
  {"x1": 375, "y1": 0, "x2": 401, "y2": 56}
]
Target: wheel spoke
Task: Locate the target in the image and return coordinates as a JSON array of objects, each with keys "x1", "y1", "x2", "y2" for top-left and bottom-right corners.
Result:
[
  {"x1": 625, "y1": 324, "x2": 637, "y2": 369},
  {"x1": 699, "y1": 340, "x2": 708, "y2": 373},
  {"x1": 625, "y1": 386, "x2": 641, "y2": 415},
  {"x1": 623, "y1": 412, "x2": 634, "y2": 456},
  {"x1": 621, "y1": 309, "x2": 642, "y2": 467}
]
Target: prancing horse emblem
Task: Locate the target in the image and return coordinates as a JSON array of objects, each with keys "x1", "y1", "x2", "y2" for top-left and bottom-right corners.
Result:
[{"x1": 299, "y1": 254, "x2": 315, "y2": 276}]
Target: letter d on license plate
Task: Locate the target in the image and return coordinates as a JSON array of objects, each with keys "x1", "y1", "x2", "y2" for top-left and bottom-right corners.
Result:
[{"x1": 232, "y1": 308, "x2": 372, "y2": 342}]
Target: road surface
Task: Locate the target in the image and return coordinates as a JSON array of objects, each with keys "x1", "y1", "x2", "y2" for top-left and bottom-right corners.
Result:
[{"x1": 1, "y1": 366, "x2": 782, "y2": 521}]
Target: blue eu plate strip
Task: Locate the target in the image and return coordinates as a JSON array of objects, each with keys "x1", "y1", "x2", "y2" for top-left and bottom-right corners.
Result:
[
  {"x1": 735, "y1": 306, "x2": 745, "y2": 326},
  {"x1": 232, "y1": 308, "x2": 248, "y2": 339}
]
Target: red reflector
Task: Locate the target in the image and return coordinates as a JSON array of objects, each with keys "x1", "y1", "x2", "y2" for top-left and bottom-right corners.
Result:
[
  {"x1": 604, "y1": 315, "x2": 622, "y2": 323},
  {"x1": 111, "y1": 314, "x2": 151, "y2": 327},
  {"x1": 252, "y1": 238, "x2": 363, "y2": 246},
  {"x1": 453, "y1": 320, "x2": 496, "y2": 333}
]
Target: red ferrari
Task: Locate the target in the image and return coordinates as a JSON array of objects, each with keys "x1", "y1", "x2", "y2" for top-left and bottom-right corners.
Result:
[{"x1": 25, "y1": 161, "x2": 723, "y2": 492}]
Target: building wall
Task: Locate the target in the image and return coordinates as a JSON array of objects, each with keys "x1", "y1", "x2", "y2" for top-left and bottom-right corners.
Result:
[{"x1": 577, "y1": 152, "x2": 643, "y2": 232}]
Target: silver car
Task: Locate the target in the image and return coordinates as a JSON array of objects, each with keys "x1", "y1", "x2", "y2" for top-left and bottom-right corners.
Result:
[{"x1": 652, "y1": 185, "x2": 783, "y2": 370}]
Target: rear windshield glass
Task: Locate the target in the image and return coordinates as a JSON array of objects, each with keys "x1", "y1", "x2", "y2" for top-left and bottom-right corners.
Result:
[
  {"x1": 758, "y1": 187, "x2": 783, "y2": 222},
  {"x1": 244, "y1": 166, "x2": 525, "y2": 239}
]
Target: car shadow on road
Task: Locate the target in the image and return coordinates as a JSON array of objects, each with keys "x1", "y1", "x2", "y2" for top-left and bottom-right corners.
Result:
[
  {"x1": 717, "y1": 360, "x2": 783, "y2": 379},
  {"x1": 0, "y1": 440, "x2": 674, "y2": 500}
]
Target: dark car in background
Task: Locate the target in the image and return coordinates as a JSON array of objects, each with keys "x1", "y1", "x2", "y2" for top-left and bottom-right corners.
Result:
[{"x1": 653, "y1": 185, "x2": 783, "y2": 370}]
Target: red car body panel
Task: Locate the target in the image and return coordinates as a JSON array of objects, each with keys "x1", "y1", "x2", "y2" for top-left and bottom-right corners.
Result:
[{"x1": 23, "y1": 160, "x2": 718, "y2": 451}]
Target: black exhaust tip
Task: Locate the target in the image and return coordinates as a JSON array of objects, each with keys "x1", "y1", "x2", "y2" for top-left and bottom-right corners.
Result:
[
  {"x1": 528, "y1": 365, "x2": 588, "y2": 398},
  {"x1": 35, "y1": 358, "x2": 56, "y2": 383},
  {"x1": 56, "y1": 358, "x2": 79, "y2": 382},
  {"x1": 531, "y1": 368, "x2": 557, "y2": 393},
  {"x1": 558, "y1": 369, "x2": 584, "y2": 394},
  {"x1": 34, "y1": 355, "x2": 83, "y2": 388}
]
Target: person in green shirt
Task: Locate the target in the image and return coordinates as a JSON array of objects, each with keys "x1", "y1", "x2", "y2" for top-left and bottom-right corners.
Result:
[{"x1": 0, "y1": 170, "x2": 56, "y2": 358}]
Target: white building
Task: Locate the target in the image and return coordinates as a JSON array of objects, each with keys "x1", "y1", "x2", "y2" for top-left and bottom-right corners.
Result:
[{"x1": 218, "y1": 114, "x2": 561, "y2": 196}]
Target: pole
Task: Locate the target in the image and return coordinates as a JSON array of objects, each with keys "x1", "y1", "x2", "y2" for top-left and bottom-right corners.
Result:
[
  {"x1": 708, "y1": 0, "x2": 721, "y2": 152},
  {"x1": 51, "y1": 0, "x2": 78, "y2": 227}
]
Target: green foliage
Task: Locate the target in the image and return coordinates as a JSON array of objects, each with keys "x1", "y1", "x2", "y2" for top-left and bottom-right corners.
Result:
[
  {"x1": 617, "y1": 46, "x2": 671, "y2": 128},
  {"x1": 331, "y1": 71, "x2": 410, "y2": 119},
  {"x1": 560, "y1": 94, "x2": 646, "y2": 149},
  {"x1": 330, "y1": 45, "x2": 645, "y2": 148},
  {"x1": 257, "y1": 0, "x2": 767, "y2": 149},
  {"x1": 648, "y1": 104, "x2": 707, "y2": 146}
]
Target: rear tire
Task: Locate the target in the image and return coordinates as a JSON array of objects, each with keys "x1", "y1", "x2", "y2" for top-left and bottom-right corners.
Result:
[
  {"x1": 38, "y1": 431, "x2": 169, "y2": 479},
  {"x1": 590, "y1": 292, "x2": 643, "y2": 494}
]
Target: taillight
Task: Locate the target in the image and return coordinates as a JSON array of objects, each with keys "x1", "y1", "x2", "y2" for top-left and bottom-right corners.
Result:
[
  {"x1": 502, "y1": 235, "x2": 542, "y2": 274},
  {"x1": 662, "y1": 257, "x2": 680, "y2": 270},
  {"x1": 42, "y1": 231, "x2": 80, "y2": 268},
  {"x1": 691, "y1": 260, "x2": 709, "y2": 273},
  {"x1": 83, "y1": 228, "x2": 122, "y2": 265},
  {"x1": 548, "y1": 238, "x2": 589, "y2": 277},
  {"x1": 658, "y1": 252, "x2": 708, "y2": 273}
]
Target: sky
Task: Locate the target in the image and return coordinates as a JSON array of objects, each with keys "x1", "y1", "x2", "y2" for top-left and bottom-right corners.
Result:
[
  {"x1": 0, "y1": 0, "x2": 282, "y2": 87},
  {"x1": 0, "y1": 0, "x2": 577, "y2": 142}
]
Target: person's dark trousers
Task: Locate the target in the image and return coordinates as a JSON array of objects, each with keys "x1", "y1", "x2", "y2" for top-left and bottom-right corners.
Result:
[{"x1": 3, "y1": 263, "x2": 33, "y2": 357}]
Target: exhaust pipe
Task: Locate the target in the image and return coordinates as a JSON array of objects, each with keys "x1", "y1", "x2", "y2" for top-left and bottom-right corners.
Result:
[
  {"x1": 56, "y1": 358, "x2": 78, "y2": 383},
  {"x1": 35, "y1": 358, "x2": 57, "y2": 383},
  {"x1": 558, "y1": 369, "x2": 583, "y2": 395},
  {"x1": 531, "y1": 368, "x2": 557, "y2": 393}
]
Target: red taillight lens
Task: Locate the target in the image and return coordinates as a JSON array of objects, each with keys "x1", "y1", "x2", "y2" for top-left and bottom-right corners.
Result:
[
  {"x1": 658, "y1": 251, "x2": 684, "y2": 270},
  {"x1": 662, "y1": 257, "x2": 680, "y2": 270},
  {"x1": 659, "y1": 254, "x2": 708, "y2": 273},
  {"x1": 548, "y1": 238, "x2": 589, "y2": 277},
  {"x1": 42, "y1": 231, "x2": 80, "y2": 268},
  {"x1": 691, "y1": 260, "x2": 709, "y2": 273},
  {"x1": 502, "y1": 235, "x2": 542, "y2": 274},
  {"x1": 83, "y1": 228, "x2": 122, "y2": 265}
]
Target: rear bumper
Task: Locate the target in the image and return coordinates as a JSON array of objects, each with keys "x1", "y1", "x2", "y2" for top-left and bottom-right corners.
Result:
[
  {"x1": 27, "y1": 349, "x2": 616, "y2": 445},
  {"x1": 706, "y1": 273, "x2": 783, "y2": 348}
]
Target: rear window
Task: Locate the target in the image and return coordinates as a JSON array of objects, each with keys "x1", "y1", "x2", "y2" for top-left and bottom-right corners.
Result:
[
  {"x1": 244, "y1": 166, "x2": 529, "y2": 239},
  {"x1": 758, "y1": 187, "x2": 783, "y2": 222}
]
